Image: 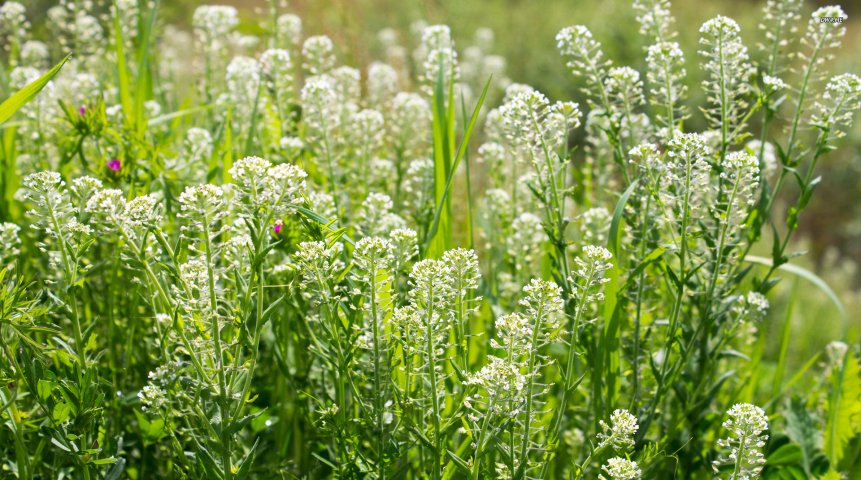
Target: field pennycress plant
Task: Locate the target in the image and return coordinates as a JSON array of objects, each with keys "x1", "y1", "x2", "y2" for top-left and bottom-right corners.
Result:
[{"x1": 1, "y1": 0, "x2": 860, "y2": 479}]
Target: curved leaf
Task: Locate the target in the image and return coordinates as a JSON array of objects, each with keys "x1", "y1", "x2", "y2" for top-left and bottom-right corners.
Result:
[
  {"x1": 744, "y1": 255, "x2": 847, "y2": 321},
  {"x1": 608, "y1": 179, "x2": 639, "y2": 259},
  {"x1": 0, "y1": 54, "x2": 70, "y2": 125}
]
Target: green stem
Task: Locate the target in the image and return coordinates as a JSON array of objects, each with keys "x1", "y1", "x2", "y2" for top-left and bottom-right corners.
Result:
[{"x1": 202, "y1": 215, "x2": 232, "y2": 479}]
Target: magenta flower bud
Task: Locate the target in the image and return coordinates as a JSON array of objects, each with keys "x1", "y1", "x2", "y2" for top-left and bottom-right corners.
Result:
[
  {"x1": 79, "y1": 106, "x2": 87, "y2": 116},
  {"x1": 273, "y1": 223, "x2": 283, "y2": 234},
  {"x1": 108, "y1": 159, "x2": 121, "y2": 171}
]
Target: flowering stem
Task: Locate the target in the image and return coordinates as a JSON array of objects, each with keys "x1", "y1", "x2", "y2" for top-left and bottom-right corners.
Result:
[
  {"x1": 698, "y1": 173, "x2": 742, "y2": 382},
  {"x1": 640, "y1": 148, "x2": 693, "y2": 439},
  {"x1": 424, "y1": 286, "x2": 442, "y2": 480},
  {"x1": 732, "y1": 436, "x2": 747, "y2": 480},
  {"x1": 369, "y1": 261, "x2": 387, "y2": 479},
  {"x1": 517, "y1": 302, "x2": 545, "y2": 478},
  {"x1": 546, "y1": 266, "x2": 596, "y2": 458},
  {"x1": 718, "y1": 29, "x2": 729, "y2": 159},
  {"x1": 662, "y1": 59, "x2": 676, "y2": 137},
  {"x1": 202, "y1": 214, "x2": 232, "y2": 479},
  {"x1": 784, "y1": 33, "x2": 826, "y2": 168},
  {"x1": 632, "y1": 195, "x2": 652, "y2": 407}
]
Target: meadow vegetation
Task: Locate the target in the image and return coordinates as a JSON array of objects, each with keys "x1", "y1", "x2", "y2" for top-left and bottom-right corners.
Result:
[{"x1": 0, "y1": 0, "x2": 860, "y2": 478}]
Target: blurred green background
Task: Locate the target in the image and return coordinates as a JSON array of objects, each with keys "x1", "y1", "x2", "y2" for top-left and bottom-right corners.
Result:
[{"x1": 16, "y1": 0, "x2": 861, "y2": 358}]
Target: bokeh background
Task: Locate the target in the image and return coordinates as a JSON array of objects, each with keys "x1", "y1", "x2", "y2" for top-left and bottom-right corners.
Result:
[{"x1": 15, "y1": 0, "x2": 861, "y2": 360}]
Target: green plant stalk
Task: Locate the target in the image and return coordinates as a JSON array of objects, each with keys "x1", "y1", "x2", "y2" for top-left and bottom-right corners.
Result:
[
  {"x1": 516, "y1": 302, "x2": 545, "y2": 479},
  {"x1": 698, "y1": 172, "x2": 742, "y2": 381},
  {"x1": 639, "y1": 148, "x2": 693, "y2": 441},
  {"x1": 743, "y1": 32, "x2": 827, "y2": 264},
  {"x1": 0, "y1": 338, "x2": 31, "y2": 480},
  {"x1": 755, "y1": 3, "x2": 785, "y2": 184},
  {"x1": 718, "y1": 29, "x2": 729, "y2": 160},
  {"x1": 232, "y1": 255, "x2": 266, "y2": 421},
  {"x1": 314, "y1": 274, "x2": 349, "y2": 473},
  {"x1": 469, "y1": 397, "x2": 495, "y2": 480},
  {"x1": 369, "y1": 261, "x2": 386, "y2": 479},
  {"x1": 545, "y1": 265, "x2": 597, "y2": 458},
  {"x1": 572, "y1": 442, "x2": 609, "y2": 480},
  {"x1": 201, "y1": 215, "x2": 232, "y2": 479},
  {"x1": 732, "y1": 437, "x2": 748, "y2": 480},
  {"x1": 759, "y1": 127, "x2": 832, "y2": 288},
  {"x1": 528, "y1": 110, "x2": 572, "y2": 292},
  {"x1": 454, "y1": 277, "x2": 468, "y2": 371},
  {"x1": 585, "y1": 58, "x2": 630, "y2": 184},
  {"x1": 784, "y1": 33, "x2": 827, "y2": 170},
  {"x1": 662, "y1": 57, "x2": 676, "y2": 137},
  {"x1": 45, "y1": 196, "x2": 93, "y2": 480},
  {"x1": 632, "y1": 195, "x2": 653, "y2": 407},
  {"x1": 425, "y1": 286, "x2": 442, "y2": 480},
  {"x1": 144, "y1": 230, "x2": 216, "y2": 385}
]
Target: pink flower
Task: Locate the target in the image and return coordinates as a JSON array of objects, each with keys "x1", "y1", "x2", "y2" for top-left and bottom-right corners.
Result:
[
  {"x1": 78, "y1": 106, "x2": 87, "y2": 116},
  {"x1": 108, "y1": 159, "x2": 121, "y2": 171},
  {"x1": 273, "y1": 223, "x2": 283, "y2": 234}
]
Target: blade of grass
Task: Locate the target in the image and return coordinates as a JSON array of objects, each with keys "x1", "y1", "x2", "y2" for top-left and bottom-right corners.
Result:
[
  {"x1": 764, "y1": 352, "x2": 821, "y2": 410},
  {"x1": 607, "y1": 178, "x2": 639, "y2": 259},
  {"x1": 0, "y1": 54, "x2": 70, "y2": 125},
  {"x1": 112, "y1": 0, "x2": 134, "y2": 130},
  {"x1": 133, "y1": 0, "x2": 159, "y2": 131},
  {"x1": 244, "y1": 84, "x2": 264, "y2": 155},
  {"x1": 426, "y1": 76, "x2": 492, "y2": 254},
  {"x1": 771, "y1": 279, "x2": 798, "y2": 399},
  {"x1": 0, "y1": 54, "x2": 69, "y2": 221},
  {"x1": 429, "y1": 60, "x2": 453, "y2": 257},
  {"x1": 744, "y1": 255, "x2": 847, "y2": 322},
  {"x1": 459, "y1": 95, "x2": 475, "y2": 251},
  {"x1": 222, "y1": 109, "x2": 233, "y2": 183}
]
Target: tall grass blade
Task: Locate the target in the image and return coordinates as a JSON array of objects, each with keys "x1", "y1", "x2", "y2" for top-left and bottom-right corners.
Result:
[
  {"x1": 426, "y1": 76, "x2": 492, "y2": 254},
  {"x1": 113, "y1": 1, "x2": 134, "y2": 129},
  {"x1": 744, "y1": 255, "x2": 847, "y2": 322},
  {"x1": 0, "y1": 54, "x2": 70, "y2": 125}
]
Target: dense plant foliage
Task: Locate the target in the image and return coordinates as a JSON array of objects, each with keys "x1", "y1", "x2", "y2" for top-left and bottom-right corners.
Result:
[{"x1": 0, "y1": 0, "x2": 860, "y2": 478}]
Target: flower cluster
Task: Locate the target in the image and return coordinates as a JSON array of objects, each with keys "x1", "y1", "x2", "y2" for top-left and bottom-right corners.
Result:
[
  {"x1": 600, "y1": 457, "x2": 642, "y2": 480},
  {"x1": 714, "y1": 403, "x2": 769, "y2": 478},
  {"x1": 556, "y1": 25, "x2": 610, "y2": 104},
  {"x1": 813, "y1": 73, "x2": 861, "y2": 140},
  {"x1": 633, "y1": 0, "x2": 676, "y2": 42},
  {"x1": 598, "y1": 409, "x2": 639, "y2": 451},
  {"x1": 571, "y1": 245, "x2": 614, "y2": 304},
  {"x1": 698, "y1": 16, "x2": 754, "y2": 147}
]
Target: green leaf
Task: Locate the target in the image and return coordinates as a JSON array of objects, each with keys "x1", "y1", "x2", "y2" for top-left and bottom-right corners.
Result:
[
  {"x1": 0, "y1": 54, "x2": 70, "y2": 125},
  {"x1": 37, "y1": 379, "x2": 54, "y2": 401},
  {"x1": 105, "y1": 458, "x2": 127, "y2": 480},
  {"x1": 744, "y1": 255, "x2": 847, "y2": 322},
  {"x1": 824, "y1": 352, "x2": 861, "y2": 465},
  {"x1": 818, "y1": 470, "x2": 842, "y2": 480},
  {"x1": 50, "y1": 436, "x2": 72, "y2": 453},
  {"x1": 53, "y1": 401, "x2": 72, "y2": 423},
  {"x1": 296, "y1": 205, "x2": 355, "y2": 246},
  {"x1": 226, "y1": 410, "x2": 264, "y2": 435},
  {"x1": 134, "y1": 410, "x2": 167, "y2": 443},
  {"x1": 783, "y1": 397, "x2": 823, "y2": 474},
  {"x1": 608, "y1": 179, "x2": 639, "y2": 259},
  {"x1": 446, "y1": 449, "x2": 470, "y2": 473},
  {"x1": 772, "y1": 281, "x2": 798, "y2": 398},
  {"x1": 767, "y1": 443, "x2": 803, "y2": 466},
  {"x1": 113, "y1": 1, "x2": 134, "y2": 129},
  {"x1": 147, "y1": 105, "x2": 213, "y2": 126},
  {"x1": 235, "y1": 438, "x2": 259, "y2": 480},
  {"x1": 426, "y1": 76, "x2": 492, "y2": 256}
]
